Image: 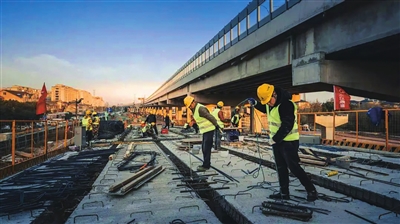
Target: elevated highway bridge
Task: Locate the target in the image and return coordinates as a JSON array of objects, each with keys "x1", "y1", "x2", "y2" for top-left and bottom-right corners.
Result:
[{"x1": 145, "y1": 0, "x2": 400, "y2": 107}]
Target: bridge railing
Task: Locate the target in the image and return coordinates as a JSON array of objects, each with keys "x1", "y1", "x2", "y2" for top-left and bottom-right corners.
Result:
[
  {"x1": 0, "y1": 120, "x2": 78, "y2": 179},
  {"x1": 297, "y1": 109, "x2": 400, "y2": 152},
  {"x1": 147, "y1": 0, "x2": 302, "y2": 102}
]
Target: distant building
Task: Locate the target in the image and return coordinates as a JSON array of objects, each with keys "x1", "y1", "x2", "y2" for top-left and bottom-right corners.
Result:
[
  {"x1": 1, "y1": 85, "x2": 105, "y2": 112},
  {"x1": 50, "y1": 84, "x2": 105, "y2": 110},
  {"x1": 0, "y1": 89, "x2": 37, "y2": 102}
]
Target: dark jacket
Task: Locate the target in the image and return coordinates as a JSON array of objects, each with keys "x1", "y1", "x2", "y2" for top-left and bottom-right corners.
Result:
[
  {"x1": 165, "y1": 115, "x2": 170, "y2": 124},
  {"x1": 254, "y1": 87, "x2": 296, "y2": 143},
  {"x1": 145, "y1": 114, "x2": 157, "y2": 123}
]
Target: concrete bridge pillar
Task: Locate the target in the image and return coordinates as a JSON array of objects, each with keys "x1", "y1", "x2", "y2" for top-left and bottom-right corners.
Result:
[{"x1": 315, "y1": 114, "x2": 349, "y2": 140}]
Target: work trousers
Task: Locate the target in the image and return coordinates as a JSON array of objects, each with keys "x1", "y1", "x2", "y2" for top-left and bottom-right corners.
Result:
[
  {"x1": 272, "y1": 140, "x2": 316, "y2": 194},
  {"x1": 92, "y1": 125, "x2": 99, "y2": 138},
  {"x1": 86, "y1": 130, "x2": 93, "y2": 144},
  {"x1": 214, "y1": 129, "x2": 222, "y2": 150},
  {"x1": 201, "y1": 130, "x2": 214, "y2": 168},
  {"x1": 152, "y1": 124, "x2": 158, "y2": 135}
]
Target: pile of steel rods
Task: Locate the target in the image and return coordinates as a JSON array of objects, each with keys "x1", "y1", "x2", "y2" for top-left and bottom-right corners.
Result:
[{"x1": 0, "y1": 148, "x2": 118, "y2": 218}]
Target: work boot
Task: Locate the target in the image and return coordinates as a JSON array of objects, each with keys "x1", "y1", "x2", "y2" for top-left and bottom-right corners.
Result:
[
  {"x1": 197, "y1": 166, "x2": 210, "y2": 172},
  {"x1": 269, "y1": 192, "x2": 290, "y2": 200},
  {"x1": 307, "y1": 190, "x2": 318, "y2": 201}
]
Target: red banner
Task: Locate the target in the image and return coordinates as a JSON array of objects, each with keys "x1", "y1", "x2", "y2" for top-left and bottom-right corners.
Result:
[
  {"x1": 334, "y1": 85, "x2": 351, "y2": 111},
  {"x1": 36, "y1": 83, "x2": 48, "y2": 115}
]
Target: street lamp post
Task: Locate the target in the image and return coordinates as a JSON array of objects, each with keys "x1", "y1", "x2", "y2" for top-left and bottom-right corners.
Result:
[{"x1": 75, "y1": 98, "x2": 84, "y2": 119}]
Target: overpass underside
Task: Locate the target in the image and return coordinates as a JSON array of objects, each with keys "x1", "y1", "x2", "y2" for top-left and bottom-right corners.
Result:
[{"x1": 148, "y1": 0, "x2": 400, "y2": 107}]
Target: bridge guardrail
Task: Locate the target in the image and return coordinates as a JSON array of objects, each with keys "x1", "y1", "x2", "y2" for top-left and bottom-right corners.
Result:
[
  {"x1": 0, "y1": 120, "x2": 79, "y2": 179},
  {"x1": 297, "y1": 109, "x2": 400, "y2": 152}
]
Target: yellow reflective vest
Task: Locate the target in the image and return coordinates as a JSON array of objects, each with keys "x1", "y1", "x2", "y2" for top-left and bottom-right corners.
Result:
[
  {"x1": 93, "y1": 117, "x2": 100, "y2": 125},
  {"x1": 211, "y1": 108, "x2": 224, "y2": 128},
  {"x1": 82, "y1": 116, "x2": 93, "y2": 131},
  {"x1": 267, "y1": 100, "x2": 299, "y2": 141},
  {"x1": 231, "y1": 113, "x2": 240, "y2": 125},
  {"x1": 193, "y1": 103, "x2": 215, "y2": 134}
]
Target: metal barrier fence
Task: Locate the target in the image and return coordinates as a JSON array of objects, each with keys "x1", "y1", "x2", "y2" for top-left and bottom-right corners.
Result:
[
  {"x1": 0, "y1": 120, "x2": 78, "y2": 179},
  {"x1": 298, "y1": 109, "x2": 400, "y2": 152}
]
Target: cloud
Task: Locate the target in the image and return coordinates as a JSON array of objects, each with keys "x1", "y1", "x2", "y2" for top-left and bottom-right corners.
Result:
[{"x1": 1, "y1": 54, "x2": 176, "y2": 105}]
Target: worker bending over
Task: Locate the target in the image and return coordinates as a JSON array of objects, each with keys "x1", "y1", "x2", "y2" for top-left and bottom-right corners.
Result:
[
  {"x1": 145, "y1": 111, "x2": 158, "y2": 136},
  {"x1": 247, "y1": 84, "x2": 318, "y2": 201},
  {"x1": 184, "y1": 96, "x2": 221, "y2": 171}
]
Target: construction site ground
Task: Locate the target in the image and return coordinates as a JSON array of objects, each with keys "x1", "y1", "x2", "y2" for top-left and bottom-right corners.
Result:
[{"x1": 1, "y1": 126, "x2": 399, "y2": 224}]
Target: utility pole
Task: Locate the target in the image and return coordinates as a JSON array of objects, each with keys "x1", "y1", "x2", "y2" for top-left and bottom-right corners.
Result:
[{"x1": 93, "y1": 89, "x2": 96, "y2": 96}]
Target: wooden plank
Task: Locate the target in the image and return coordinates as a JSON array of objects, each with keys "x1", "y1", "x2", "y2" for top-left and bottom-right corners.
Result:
[
  {"x1": 109, "y1": 166, "x2": 154, "y2": 192},
  {"x1": 15, "y1": 151, "x2": 34, "y2": 158},
  {"x1": 121, "y1": 166, "x2": 164, "y2": 193}
]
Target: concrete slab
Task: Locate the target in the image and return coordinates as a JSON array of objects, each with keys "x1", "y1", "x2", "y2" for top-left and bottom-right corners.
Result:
[
  {"x1": 161, "y1": 138, "x2": 399, "y2": 223},
  {"x1": 65, "y1": 137, "x2": 221, "y2": 224}
]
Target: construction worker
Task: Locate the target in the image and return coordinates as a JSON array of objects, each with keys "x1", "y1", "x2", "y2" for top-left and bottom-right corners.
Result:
[
  {"x1": 141, "y1": 123, "x2": 154, "y2": 138},
  {"x1": 145, "y1": 110, "x2": 158, "y2": 135},
  {"x1": 183, "y1": 96, "x2": 221, "y2": 171},
  {"x1": 247, "y1": 84, "x2": 318, "y2": 201},
  {"x1": 231, "y1": 106, "x2": 241, "y2": 127},
  {"x1": 164, "y1": 115, "x2": 170, "y2": 129},
  {"x1": 211, "y1": 101, "x2": 225, "y2": 150},
  {"x1": 81, "y1": 110, "x2": 93, "y2": 146},
  {"x1": 92, "y1": 111, "x2": 100, "y2": 139}
]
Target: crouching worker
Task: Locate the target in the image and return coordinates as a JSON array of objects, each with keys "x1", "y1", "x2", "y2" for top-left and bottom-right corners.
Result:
[{"x1": 141, "y1": 123, "x2": 155, "y2": 138}]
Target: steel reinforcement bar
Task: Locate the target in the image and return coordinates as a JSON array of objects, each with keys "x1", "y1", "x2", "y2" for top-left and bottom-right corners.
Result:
[
  {"x1": 155, "y1": 141, "x2": 252, "y2": 224},
  {"x1": 227, "y1": 149, "x2": 400, "y2": 213}
]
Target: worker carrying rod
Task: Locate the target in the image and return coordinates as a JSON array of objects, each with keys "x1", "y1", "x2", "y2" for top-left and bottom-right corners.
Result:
[{"x1": 247, "y1": 83, "x2": 318, "y2": 202}]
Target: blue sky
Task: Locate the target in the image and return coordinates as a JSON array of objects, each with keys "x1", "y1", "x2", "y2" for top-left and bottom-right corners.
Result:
[{"x1": 1, "y1": 0, "x2": 361, "y2": 105}]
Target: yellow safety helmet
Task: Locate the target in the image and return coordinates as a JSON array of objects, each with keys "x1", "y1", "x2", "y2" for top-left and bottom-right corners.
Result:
[
  {"x1": 151, "y1": 122, "x2": 155, "y2": 126},
  {"x1": 235, "y1": 106, "x2": 240, "y2": 110},
  {"x1": 92, "y1": 112, "x2": 97, "y2": 116},
  {"x1": 183, "y1": 96, "x2": 194, "y2": 108},
  {"x1": 141, "y1": 121, "x2": 145, "y2": 124},
  {"x1": 217, "y1": 101, "x2": 224, "y2": 107},
  {"x1": 85, "y1": 110, "x2": 92, "y2": 115},
  {"x1": 257, "y1": 83, "x2": 274, "y2": 105}
]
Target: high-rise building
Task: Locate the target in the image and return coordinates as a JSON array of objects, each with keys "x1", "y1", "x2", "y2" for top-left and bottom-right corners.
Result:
[{"x1": 50, "y1": 84, "x2": 105, "y2": 107}]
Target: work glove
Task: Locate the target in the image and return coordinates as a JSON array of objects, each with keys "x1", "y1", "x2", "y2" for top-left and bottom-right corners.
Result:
[{"x1": 247, "y1": 98, "x2": 257, "y2": 106}]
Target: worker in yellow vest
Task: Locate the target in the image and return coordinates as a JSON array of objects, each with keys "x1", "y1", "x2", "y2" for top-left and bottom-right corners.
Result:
[
  {"x1": 92, "y1": 111, "x2": 100, "y2": 139},
  {"x1": 211, "y1": 101, "x2": 225, "y2": 150},
  {"x1": 184, "y1": 96, "x2": 221, "y2": 171},
  {"x1": 247, "y1": 83, "x2": 318, "y2": 202},
  {"x1": 81, "y1": 110, "x2": 93, "y2": 145},
  {"x1": 231, "y1": 106, "x2": 241, "y2": 127}
]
